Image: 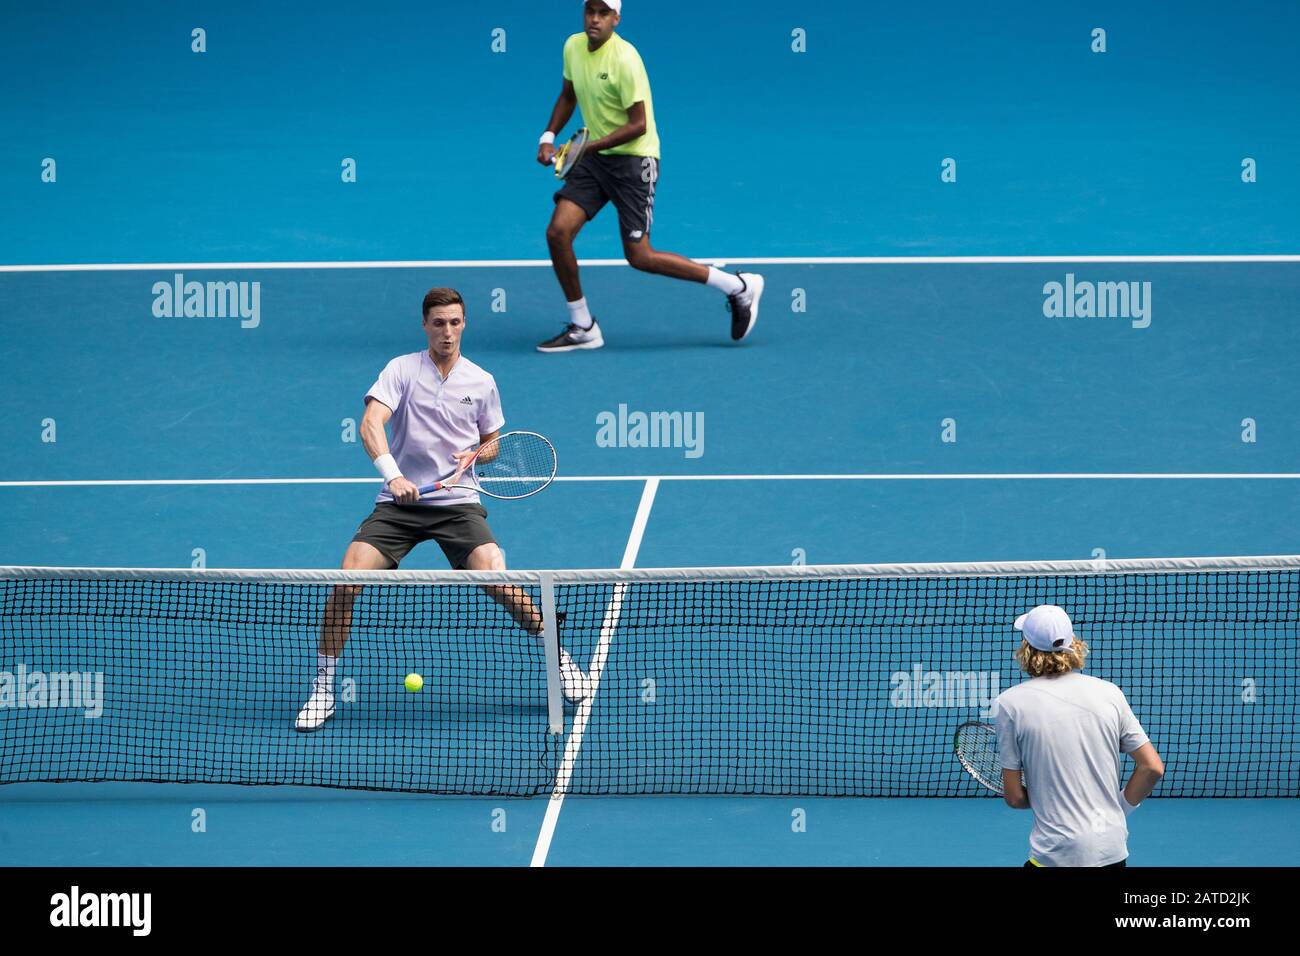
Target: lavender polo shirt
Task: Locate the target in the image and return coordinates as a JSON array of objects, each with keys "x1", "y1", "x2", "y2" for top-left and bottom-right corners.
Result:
[{"x1": 366, "y1": 351, "x2": 505, "y2": 508}]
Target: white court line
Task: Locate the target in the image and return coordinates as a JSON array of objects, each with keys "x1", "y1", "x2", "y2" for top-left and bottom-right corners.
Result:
[
  {"x1": 530, "y1": 477, "x2": 660, "y2": 868},
  {"x1": 2, "y1": 254, "x2": 1299, "y2": 272},
  {"x1": 4, "y1": 472, "x2": 1300, "y2": 490}
]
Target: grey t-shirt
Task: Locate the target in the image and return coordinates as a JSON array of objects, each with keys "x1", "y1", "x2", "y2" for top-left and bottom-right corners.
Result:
[{"x1": 992, "y1": 671, "x2": 1149, "y2": 867}]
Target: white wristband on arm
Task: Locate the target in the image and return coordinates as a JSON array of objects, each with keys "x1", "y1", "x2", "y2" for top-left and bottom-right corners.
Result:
[
  {"x1": 539, "y1": 131, "x2": 556, "y2": 146},
  {"x1": 374, "y1": 453, "x2": 402, "y2": 485},
  {"x1": 1120, "y1": 790, "x2": 1139, "y2": 816}
]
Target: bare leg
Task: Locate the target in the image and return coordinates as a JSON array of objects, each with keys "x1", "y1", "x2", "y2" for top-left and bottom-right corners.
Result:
[
  {"x1": 319, "y1": 540, "x2": 392, "y2": 657},
  {"x1": 465, "y1": 542, "x2": 590, "y2": 699},
  {"x1": 546, "y1": 199, "x2": 591, "y2": 302},
  {"x1": 622, "y1": 234, "x2": 710, "y2": 282},
  {"x1": 463, "y1": 542, "x2": 542, "y2": 634}
]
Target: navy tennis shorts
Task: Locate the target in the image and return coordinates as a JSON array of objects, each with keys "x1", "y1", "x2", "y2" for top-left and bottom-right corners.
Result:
[{"x1": 555, "y1": 152, "x2": 660, "y2": 243}]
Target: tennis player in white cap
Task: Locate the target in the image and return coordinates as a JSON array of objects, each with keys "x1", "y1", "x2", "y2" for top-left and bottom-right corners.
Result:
[{"x1": 991, "y1": 604, "x2": 1165, "y2": 867}]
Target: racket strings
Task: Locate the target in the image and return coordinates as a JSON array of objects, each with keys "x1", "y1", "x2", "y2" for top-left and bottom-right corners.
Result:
[
  {"x1": 955, "y1": 723, "x2": 1004, "y2": 794},
  {"x1": 475, "y1": 433, "x2": 557, "y2": 498},
  {"x1": 555, "y1": 129, "x2": 588, "y2": 177}
]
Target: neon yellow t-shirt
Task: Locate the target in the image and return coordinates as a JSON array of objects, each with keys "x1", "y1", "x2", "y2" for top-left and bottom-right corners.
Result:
[{"x1": 562, "y1": 32, "x2": 659, "y2": 158}]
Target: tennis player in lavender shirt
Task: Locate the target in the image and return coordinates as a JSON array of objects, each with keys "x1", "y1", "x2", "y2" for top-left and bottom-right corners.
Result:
[{"x1": 295, "y1": 287, "x2": 590, "y2": 731}]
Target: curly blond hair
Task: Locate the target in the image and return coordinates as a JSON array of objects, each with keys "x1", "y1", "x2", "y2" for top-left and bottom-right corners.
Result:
[{"x1": 1015, "y1": 638, "x2": 1089, "y2": 677}]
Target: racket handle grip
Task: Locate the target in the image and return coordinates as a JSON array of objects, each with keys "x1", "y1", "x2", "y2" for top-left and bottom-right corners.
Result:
[{"x1": 417, "y1": 481, "x2": 441, "y2": 495}]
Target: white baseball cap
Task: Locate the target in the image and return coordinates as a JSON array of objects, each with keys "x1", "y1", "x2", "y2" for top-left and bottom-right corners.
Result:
[
  {"x1": 1014, "y1": 604, "x2": 1076, "y2": 652},
  {"x1": 584, "y1": 0, "x2": 622, "y2": 12}
]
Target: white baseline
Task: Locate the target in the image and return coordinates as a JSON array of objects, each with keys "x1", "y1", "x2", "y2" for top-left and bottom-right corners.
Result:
[
  {"x1": 3, "y1": 473, "x2": 1300, "y2": 490},
  {"x1": 2, "y1": 254, "x2": 1299, "y2": 273}
]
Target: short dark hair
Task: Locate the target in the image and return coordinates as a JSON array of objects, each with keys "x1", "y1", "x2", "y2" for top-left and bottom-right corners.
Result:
[{"x1": 422, "y1": 287, "x2": 465, "y2": 319}]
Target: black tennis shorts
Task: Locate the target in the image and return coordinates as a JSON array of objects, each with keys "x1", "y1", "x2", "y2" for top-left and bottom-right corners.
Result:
[
  {"x1": 1024, "y1": 859, "x2": 1127, "y2": 868},
  {"x1": 554, "y1": 152, "x2": 660, "y2": 243},
  {"x1": 351, "y1": 502, "x2": 496, "y2": 569}
]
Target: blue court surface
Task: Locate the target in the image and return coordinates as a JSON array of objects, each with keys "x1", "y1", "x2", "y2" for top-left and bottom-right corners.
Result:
[{"x1": 2, "y1": 1, "x2": 1298, "y2": 866}]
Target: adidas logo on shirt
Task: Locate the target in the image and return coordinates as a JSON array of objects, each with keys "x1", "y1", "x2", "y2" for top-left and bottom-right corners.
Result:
[{"x1": 460, "y1": 396, "x2": 473, "y2": 405}]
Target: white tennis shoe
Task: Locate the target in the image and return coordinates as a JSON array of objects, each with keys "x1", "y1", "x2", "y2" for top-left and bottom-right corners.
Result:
[
  {"x1": 294, "y1": 676, "x2": 335, "y2": 732},
  {"x1": 559, "y1": 648, "x2": 593, "y2": 702}
]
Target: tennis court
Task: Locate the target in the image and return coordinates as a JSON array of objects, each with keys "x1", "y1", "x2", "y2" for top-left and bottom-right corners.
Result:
[{"x1": 2, "y1": 1, "x2": 1299, "y2": 868}]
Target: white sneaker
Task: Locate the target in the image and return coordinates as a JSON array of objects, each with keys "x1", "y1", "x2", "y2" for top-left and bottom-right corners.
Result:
[
  {"x1": 727, "y1": 272, "x2": 764, "y2": 341},
  {"x1": 559, "y1": 648, "x2": 593, "y2": 702},
  {"x1": 295, "y1": 677, "x2": 335, "y2": 731},
  {"x1": 537, "y1": 320, "x2": 605, "y2": 353}
]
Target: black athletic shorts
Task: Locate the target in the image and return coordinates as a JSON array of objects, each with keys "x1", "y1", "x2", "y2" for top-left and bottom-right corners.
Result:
[
  {"x1": 351, "y1": 502, "x2": 496, "y2": 569},
  {"x1": 1024, "y1": 859, "x2": 1127, "y2": 868},
  {"x1": 554, "y1": 151, "x2": 660, "y2": 243}
]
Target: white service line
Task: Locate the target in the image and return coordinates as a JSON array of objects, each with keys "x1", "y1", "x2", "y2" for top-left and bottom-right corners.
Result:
[
  {"x1": 530, "y1": 477, "x2": 660, "y2": 868},
  {"x1": 640, "y1": 472, "x2": 1300, "y2": 481},
  {"x1": 4, "y1": 472, "x2": 1300, "y2": 490},
  {"x1": 2, "y1": 254, "x2": 1298, "y2": 272}
]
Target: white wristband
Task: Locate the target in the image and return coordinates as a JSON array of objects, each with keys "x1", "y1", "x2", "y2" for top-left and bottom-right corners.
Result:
[
  {"x1": 1120, "y1": 790, "x2": 1138, "y2": 816},
  {"x1": 539, "y1": 130, "x2": 556, "y2": 146},
  {"x1": 374, "y1": 453, "x2": 402, "y2": 485}
]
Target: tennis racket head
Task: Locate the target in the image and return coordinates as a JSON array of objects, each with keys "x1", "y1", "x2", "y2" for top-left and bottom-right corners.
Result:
[
  {"x1": 954, "y1": 720, "x2": 1005, "y2": 795},
  {"x1": 471, "y1": 430, "x2": 558, "y2": 499},
  {"x1": 553, "y1": 128, "x2": 589, "y2": 179}
]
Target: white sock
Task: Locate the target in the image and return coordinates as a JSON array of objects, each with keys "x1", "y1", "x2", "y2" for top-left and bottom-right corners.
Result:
[
  {"x1": 316, "y1": 652, "x2": 336, "y2": 689},
  {"x1": 706, "y1": 267, "x2": 744, "y2": 296},
  {"x1": 566, "y1": 297, "x2": 594, "y2": 330}
]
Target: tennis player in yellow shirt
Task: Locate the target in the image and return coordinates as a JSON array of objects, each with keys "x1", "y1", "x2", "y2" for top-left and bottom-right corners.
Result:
[{"x1": 535, "y1": 0, "x2": 764, "y2": 352}]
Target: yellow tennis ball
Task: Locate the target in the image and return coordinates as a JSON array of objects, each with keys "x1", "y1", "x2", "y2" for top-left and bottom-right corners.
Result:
[{"x1": 404, "y1": 673, "x2": 424, "y2": 693}]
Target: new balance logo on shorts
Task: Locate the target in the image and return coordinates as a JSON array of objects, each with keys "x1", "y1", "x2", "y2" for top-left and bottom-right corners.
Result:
[{"x1": 460, "y1": 396, "x2": 473, "y2": 405}]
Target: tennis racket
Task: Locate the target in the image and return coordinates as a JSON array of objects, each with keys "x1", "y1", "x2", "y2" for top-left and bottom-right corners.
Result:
[
  {"x1": 954, "y1": 720, "x2": 1022, "y2": 795},
  {"x1": 552, "y1": 127, "x2": 589, "y2": 179},
  {"x1": 417, "y1": 430, "x2": 557, "y2": 501}
]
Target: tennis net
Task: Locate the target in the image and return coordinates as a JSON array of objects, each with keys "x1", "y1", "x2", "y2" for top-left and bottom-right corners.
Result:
[{"x1": 1, "y1": 556, "x2": 1297, "y2": 797}]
